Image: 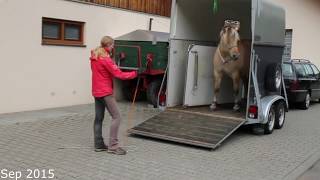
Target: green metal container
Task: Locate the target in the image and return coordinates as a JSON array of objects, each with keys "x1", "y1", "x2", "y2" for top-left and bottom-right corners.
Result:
[
  {"x1": 115, "y1": 30, "x2": 169, "y2": 75},
  {"x1": 114, "y1": 30, "x2": 169, "y2": 107}
]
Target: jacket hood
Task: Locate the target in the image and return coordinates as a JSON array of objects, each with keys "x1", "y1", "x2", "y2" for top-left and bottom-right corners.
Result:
[{"x1": 90, "y1": 51, "x2": 98, "y2": 61}]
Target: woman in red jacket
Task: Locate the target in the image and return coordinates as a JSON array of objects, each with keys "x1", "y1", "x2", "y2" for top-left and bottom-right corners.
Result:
[{"x1": 90, "y1": 36, "x2": 137, "y2": 155}]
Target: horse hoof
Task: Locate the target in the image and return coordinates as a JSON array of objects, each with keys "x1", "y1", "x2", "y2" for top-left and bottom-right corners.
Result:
[
  {"x1": 233, "y1": 104, "x2": 240, "y2": 111},
  {"x1": 210, "y1": 104, "x2": 217, "y2": 111}
]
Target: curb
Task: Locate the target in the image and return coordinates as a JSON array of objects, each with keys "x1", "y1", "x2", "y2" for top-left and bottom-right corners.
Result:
[{"x1": 283, "y1": 149, "x2": 320, "y2": 180}]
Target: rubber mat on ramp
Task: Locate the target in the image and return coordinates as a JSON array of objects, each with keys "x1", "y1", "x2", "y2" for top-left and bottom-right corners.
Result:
[{"x1": 128, "y1": 107, "x2": 246, "y2": 149}]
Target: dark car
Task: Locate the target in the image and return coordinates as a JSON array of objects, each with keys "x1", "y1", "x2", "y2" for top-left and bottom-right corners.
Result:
[{"x1": 283, "y1": 59, "x2": 320, "y2": 109}]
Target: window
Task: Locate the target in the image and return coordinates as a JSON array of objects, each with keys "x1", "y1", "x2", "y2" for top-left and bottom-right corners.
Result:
[
  {"x1": 294, "y1": 63, "x2": 307, "y2": 78},
  {"x1": 311, "y1": 64, "x2": 320, "y2": 75},
  {"x1": 42, "y1": 17, "x2": 85, "y2": 46},
  {"x1": 283, "y1": 29, "x2": 293, "y2": 61},
  {"x1": 283, "y1": 63, "x2": 294, "y2": 77},
  {"x1": 303, "y1": 64, "x2": 314, "y2": 77}
]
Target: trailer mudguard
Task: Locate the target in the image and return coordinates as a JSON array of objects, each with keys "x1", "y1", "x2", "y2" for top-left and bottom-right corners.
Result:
[{"x1": 260, "y1": 95, "x2": 286, "y2": 124}]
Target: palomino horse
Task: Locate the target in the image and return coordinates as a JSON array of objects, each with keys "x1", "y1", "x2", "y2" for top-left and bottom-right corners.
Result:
[{"x1": 210, "y1": 20, "x2": 251, "y2": 111}]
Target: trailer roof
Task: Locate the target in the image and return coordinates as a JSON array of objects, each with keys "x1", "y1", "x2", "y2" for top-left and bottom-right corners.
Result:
[{"x1": 115, "y1": 30, "x2": 169, "y2": 43}]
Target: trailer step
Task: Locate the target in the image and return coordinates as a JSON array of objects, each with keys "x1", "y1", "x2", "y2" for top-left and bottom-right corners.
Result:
[{"x1": 129, "y1": 108, "x2": 246, "y2": 149}]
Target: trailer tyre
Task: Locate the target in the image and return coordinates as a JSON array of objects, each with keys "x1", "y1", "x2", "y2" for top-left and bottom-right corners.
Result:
[
  {"x1": 275, "y1": 101, "x2": 286, "y2": 129},
  {"x1": 265, "y1": 63, "x2": 282, "y2": 92},
  {"x1": 122, "y1": 80, "x2": 145, "y2": 102},
  {"x1": 147, "y1": 79, "x2": 165, "y2": 108},
  {"x1": 264, "y1": 105, "x2": 275, "y2": 134}
]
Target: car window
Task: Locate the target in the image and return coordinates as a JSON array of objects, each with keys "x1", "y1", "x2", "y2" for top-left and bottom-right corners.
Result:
[
  {"x1": 311, "y1": 64, "x2": 320, "y2": 75},
  {"x1": 294, "y1": 63, "x2": 307, "y2": 77},
  {"x1": 282, "y1": 63, "x2": 294, "y2": 77},
  {"x1": 303, "y1": 64, "x2": 314, "y2": 77}
]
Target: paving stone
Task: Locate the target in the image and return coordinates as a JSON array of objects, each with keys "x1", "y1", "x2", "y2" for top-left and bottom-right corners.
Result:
[{"x1": 0, "y1": 102, "x2": 320, "y2": 179}]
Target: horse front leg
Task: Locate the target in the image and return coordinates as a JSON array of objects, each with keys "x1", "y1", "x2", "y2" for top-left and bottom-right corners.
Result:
[
  {"x1": 210, "y1": 72, "x2": 222, "y2": 111},
  {"x1": 232, "y1": 73, "x2": 241, "y2": 111}
]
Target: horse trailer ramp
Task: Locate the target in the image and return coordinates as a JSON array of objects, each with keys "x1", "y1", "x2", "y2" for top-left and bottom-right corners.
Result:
[{"x1": 128, "y1": 107, "x2": 246, "y2": 149}]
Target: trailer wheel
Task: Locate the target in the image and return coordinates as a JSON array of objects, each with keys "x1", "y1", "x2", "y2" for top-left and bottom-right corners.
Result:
[
  {"x1": 275, "y1": 101, "x2": 286, "y2": 129},
  {"x1": 147, "y1": 79, "x2": 165, "y2": 108},
  {"x1": 265, "y1": 63, "x2": 282, "y2": 92},
  {"x1": 264, "y1": 105, "x2": 275, "y2": 134},
  {"x1": 300, "y1": 92, "x2": 311, "y2": 110},
  {"x1": 122, "y1": 80, "x2": 145, "y2": 102}
]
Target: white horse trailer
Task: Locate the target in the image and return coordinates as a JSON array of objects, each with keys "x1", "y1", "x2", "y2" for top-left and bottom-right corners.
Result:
[{"x1": 129, "y1": 0, "x2": 288, "y2": 149}]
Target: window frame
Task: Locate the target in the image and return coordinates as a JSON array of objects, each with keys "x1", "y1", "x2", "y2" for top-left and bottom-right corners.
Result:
[
  {"x1": 282, "y1": 63, "x2": 294, "y2": 78},
  {"x1": 42, "y1": 17, "x2": 85, "y2": 47},
  {"x1": 311, "y1": 64, "x2": 320, "y2": 75}
]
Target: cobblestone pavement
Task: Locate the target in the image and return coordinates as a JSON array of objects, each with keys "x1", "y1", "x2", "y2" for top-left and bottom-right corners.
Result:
[{"x1": 0, "y1": 102, "x2": 320, "y2": 180}]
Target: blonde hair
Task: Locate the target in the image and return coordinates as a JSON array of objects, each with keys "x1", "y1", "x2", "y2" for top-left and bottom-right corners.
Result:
[{"x1": 93, "y1": 36, "x2": 114, "y2": 58}]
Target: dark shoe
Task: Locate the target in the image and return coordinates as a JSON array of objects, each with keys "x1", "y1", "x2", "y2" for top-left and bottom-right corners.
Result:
[
  {"x1": 107, "y1": 147, "x2": 127, "y2": 155},
  {"x1": 94, "y1": 144, "x2": 108, "y2": 152}
]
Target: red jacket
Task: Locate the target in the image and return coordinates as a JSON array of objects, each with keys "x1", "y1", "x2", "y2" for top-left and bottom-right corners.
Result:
[{"x1": 90, "y1": 52, "x2": 137, "y2": 97}]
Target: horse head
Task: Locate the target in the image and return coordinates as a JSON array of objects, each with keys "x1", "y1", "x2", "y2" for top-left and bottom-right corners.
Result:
[{"x1": 219, "y1": 20, "x2": 241, "y2": 61}]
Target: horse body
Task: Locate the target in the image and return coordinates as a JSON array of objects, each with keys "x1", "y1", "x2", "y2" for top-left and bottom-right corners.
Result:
[{"x1": 210, "y1": 21, "x2": 251, "y2": 111}]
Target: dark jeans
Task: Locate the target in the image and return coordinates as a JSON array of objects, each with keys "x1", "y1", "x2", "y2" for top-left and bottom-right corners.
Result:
[{"x1": 94, "y1": 95, "x2": 121, "y2": 149}]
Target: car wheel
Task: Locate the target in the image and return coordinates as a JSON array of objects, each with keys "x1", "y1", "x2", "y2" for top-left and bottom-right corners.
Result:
[
  {"x1": 300, "y1": 93, "x2": 311, "y2": 110},
  {"x1": 265, "y1": 63, "x2": 282, "y2": 92},
  {"x1": 264, "y1": 105, "x2": 276, "y2": 134},
  {"x1": 275, "y1": 101, "x2": 286, "y2": 129}
]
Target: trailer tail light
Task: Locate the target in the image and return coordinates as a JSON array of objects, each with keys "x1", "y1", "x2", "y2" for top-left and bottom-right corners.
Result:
[{"x1": 248, "y1": 105, "x2": 258, "y2": 119}]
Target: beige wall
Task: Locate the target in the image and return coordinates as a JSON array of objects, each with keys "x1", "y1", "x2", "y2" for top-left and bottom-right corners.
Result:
[
  {"x1": 0, "y1": 0, "x2": 170, "y2": 114},
  {"x1": 273, "y1": 0, "x2": 320, "y2": 66}
]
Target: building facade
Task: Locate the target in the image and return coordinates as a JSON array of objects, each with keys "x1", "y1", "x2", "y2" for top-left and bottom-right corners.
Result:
[
  {"x1": 275, "y1": 0, "x2": 320, "y2": 65},
  {"x1": 0, "y1": 0, "x2": 319, "y2": 114},
  {"x1": 0, "y1": 0, "x2": 170, "y2": 114}
]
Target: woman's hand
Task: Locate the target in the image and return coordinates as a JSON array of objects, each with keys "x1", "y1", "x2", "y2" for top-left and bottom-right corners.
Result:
[{"x1": 137, "y1": 67, "x2": 146, "y2": 75}]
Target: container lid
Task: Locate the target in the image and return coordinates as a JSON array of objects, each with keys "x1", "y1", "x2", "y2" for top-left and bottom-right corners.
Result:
[{"x1": 115, "y1": 30, "x2": 169, "y2": 43}]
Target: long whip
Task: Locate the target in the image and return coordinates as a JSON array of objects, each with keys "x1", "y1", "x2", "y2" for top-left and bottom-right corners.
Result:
[{"x1": 123, "y1": 77, "x2": 141, "y2": 149}]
